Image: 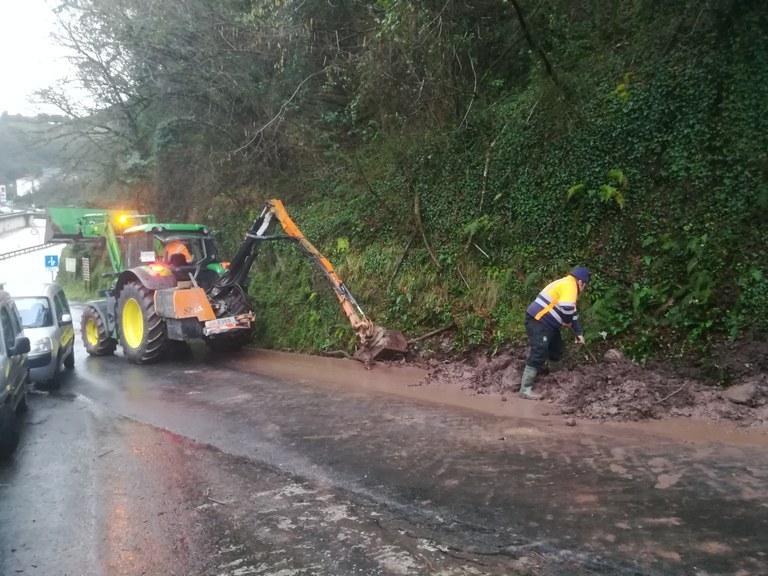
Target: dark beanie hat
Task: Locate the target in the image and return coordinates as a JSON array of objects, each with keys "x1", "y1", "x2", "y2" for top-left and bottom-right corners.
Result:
[{"x1": 570, "y1": 267, "x2": 591, "y2": 284}]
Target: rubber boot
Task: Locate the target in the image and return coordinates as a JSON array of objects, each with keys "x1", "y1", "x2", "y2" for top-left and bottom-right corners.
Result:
[{"x1": 519, "y1": 366, "x2": 542, "y2": 400}]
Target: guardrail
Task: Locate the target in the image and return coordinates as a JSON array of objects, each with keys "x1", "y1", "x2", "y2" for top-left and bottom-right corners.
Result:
[
  {"x1": 0, "y1": 211, "x2": 38, "y2": 233},
  {"x1": 0, "y1": 242, "x2": 60, "y2": 262}
]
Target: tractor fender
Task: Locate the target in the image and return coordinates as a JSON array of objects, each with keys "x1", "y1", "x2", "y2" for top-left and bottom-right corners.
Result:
[{"x1": 115, "y1": 267, "x2": 177, "y2": 294}]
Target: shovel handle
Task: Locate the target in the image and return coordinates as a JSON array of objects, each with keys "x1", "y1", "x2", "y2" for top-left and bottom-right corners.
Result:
[{"x1": 580, "y1": 342, "x2": 599, "y2": 363}]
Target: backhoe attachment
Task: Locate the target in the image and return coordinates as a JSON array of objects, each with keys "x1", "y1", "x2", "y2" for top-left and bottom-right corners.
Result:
[{"x1": 209, "y1": 199, "x2": 407, "y2": 362}]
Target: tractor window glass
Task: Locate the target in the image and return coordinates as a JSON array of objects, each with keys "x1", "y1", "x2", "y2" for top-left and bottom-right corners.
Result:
[
  {"x1": 125, "y1": 234, "x2": 154, "y2": 268},
  {"x1": 162, "y1": 239, "x2": 193, "y2": 264},
  {"x1": 15, "y1": 297, "x2": 54, "y2": 328},
  {"x1": 123, "y1": 235, "x2": 137, "y2": 268},
  {"x1": 203, "y1": 238, "x2": 218, "y2": 260},
  {"x1": 189, "y1": 240, "x2": 206, "y2": 263},
  {"x1": 162, "y1": 237, "x2": 209, "y2": 265},
  {"x1": 154, "y1": 237, "x2": 165, "y2": 261}
]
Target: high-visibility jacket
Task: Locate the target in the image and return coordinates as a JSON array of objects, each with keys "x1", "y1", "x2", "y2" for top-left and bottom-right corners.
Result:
[
  {"x1": 164, "y1": 240, "x2": 192, "y2": 264},
  {"x1": 526, "y1": 274, "x2": 583, "y2": 335}
]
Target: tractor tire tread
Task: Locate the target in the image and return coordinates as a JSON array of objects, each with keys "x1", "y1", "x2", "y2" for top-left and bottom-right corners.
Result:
[
  {"x1": 116, "y1": 282, "x2": 167, "y2": 364},
  {"x1": 81, "y1": 306, "x2": 117, "y2": 356}
]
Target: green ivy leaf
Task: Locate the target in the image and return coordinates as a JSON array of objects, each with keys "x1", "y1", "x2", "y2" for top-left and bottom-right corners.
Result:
[
  {"x1": 336, "y1": 237, "x2": 350, "y2": 252},
  {"x1": 567, "y1": 183, "x2": 585, "y2": 200}
]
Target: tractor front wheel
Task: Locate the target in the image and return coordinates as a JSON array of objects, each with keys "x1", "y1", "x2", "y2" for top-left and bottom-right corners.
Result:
[
  {"x1": 81, "y1": 306, "x2": 117, "y2": 356},
  {"x1": 116, "y1": 282, "x2": 168, "y2": 364}
]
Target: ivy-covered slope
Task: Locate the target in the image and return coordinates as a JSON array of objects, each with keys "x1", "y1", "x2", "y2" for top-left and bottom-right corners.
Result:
[
  {"x1": 49, "y1": 0, "x2": 767, "y2": 366},
  {"x1": 209, "y1": 1, "x2": 767, "y2": 362}
]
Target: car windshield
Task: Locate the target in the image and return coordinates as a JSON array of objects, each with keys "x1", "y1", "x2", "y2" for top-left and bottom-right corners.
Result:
[{"x1": 15, "y1": 297, "x2": 53, "y2": 328}]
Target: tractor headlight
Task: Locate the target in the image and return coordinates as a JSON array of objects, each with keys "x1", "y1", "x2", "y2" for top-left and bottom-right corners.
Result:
[{"x1": 30, "y1": 337, "x2": 52, "y2": 355}]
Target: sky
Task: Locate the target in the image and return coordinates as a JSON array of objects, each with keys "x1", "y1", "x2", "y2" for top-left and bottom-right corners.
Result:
[{"x1": 0, "y1": 1, "x2": 76, "y2": 115}]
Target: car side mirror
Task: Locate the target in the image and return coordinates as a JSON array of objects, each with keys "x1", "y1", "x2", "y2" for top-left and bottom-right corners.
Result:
[
  {"x1": 61, "y1": 313, "x2": 72, "y2": 324},
  {"x1": 10, "y1": 336, "x2": 30, "y2": 356}
]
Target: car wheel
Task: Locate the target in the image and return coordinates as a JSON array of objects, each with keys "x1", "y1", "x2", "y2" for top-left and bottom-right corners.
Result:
[
  {"x1": 0, "y1": 404, "x2": 20, "y2": 459},
  {"x1": 64, "y1": 347, "x2": 75, "y2": 369},
  {"x1": 39, "y1": 353, "x2": 62, "y2": 391}
]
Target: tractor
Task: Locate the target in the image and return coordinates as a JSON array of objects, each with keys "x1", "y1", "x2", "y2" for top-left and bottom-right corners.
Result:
[{"x1": 45, "y1": 201, "x2": 407, "y2": 364}]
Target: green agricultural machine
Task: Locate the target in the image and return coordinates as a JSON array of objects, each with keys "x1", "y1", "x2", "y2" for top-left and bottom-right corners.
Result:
[{"x1": 45, "y1": 202, "x2": 407, "y2": 364}]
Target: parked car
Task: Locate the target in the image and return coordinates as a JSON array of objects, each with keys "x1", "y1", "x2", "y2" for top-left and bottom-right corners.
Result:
[
  {"x1": 13, "y1": 283, "x2": 75, "y2": 387},
  {"x1": 0, "y1": 290, "x2": 30, "y2": 459}
]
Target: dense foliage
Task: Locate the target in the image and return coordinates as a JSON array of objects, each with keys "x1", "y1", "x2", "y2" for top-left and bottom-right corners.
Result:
[{"x1": 35, "y1": 0, "x2": 768, "y2": 362}]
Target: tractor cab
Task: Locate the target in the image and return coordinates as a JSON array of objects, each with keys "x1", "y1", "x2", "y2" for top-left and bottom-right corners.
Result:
[{"x1": 122, "y1": 224, "x2": 226, "y2": 289}]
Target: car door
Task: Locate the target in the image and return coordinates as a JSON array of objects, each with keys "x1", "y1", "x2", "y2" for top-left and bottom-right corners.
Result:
[
  {"x1": 1, "y1": 304, "x2": 27, "y2": 401},
  {"x1": 53, "y1": 290, "x2": 75, "y2": 356},
  {"x1": 0, "y1": 306, "x2": 10, "y2": 396}
]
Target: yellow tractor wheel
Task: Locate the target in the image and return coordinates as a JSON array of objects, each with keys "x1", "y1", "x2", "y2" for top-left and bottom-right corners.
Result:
[
  {"x1": 81, "y1": 305, "x2": 117, "y2": 356},
  {"x1": 116, "y1": 282, "x2": 168, "y2": 364}
]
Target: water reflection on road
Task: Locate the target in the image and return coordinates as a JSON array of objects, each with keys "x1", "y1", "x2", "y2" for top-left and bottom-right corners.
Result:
[{"x1": 0, "y1": 306, "x2": 766, "y2": 575}]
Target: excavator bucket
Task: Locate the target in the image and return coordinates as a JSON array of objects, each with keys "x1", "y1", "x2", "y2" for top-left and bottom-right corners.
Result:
[{"x1": 354, "y1": 325, "x2": 409, "y2": 363}]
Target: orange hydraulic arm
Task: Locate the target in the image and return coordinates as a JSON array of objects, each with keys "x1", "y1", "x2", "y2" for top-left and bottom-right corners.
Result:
[
  {"x1": 209, "y1": 199, "x2": 407, "y2": 359},
  {"x1": 267, "y1": 199, "x2": 378, "y2": 342}
]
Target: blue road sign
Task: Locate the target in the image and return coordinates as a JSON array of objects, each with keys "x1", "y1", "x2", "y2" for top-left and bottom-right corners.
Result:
[{"x1": 45, "y1": 254, "x2": 59, "y2": 269}]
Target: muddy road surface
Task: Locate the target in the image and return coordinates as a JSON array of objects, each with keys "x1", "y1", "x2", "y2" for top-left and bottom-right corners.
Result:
[{"x1": 1, "y1": 318, "x2": 767, "y2": 575}]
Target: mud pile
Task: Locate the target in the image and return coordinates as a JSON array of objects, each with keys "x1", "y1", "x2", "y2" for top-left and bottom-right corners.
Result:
[{"x1": 415, "y1": 340, "x2": 768, "y2": 426}]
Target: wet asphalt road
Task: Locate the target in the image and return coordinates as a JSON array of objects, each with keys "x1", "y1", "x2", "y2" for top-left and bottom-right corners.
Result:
[{"x1": 1, "y1": 311, "x2": 767, "y2": 575}]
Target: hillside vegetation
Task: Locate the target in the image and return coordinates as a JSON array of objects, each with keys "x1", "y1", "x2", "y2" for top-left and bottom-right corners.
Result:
[{"x1": 29, "y1": 0, "x2": 768, "y2": 368}]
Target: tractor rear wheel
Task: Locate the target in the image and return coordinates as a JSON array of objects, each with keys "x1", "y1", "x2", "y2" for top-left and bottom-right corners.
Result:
[
  {"x1": 81, "y1": 306, "x2": 117, "y2": 356},
  {"x1": 116, "y1": 282, "x2": 168, "y2": 364}
]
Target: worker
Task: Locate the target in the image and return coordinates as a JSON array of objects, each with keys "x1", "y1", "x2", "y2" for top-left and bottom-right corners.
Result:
[
  {"x1": 519, "y1": 266, "x2": 591, "y2": 400},
  {"x1": 164, "y1": 240, "x2": 192, "y2": 264}
]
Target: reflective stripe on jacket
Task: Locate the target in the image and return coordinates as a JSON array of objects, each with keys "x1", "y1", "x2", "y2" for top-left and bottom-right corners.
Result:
[{"x1": 525, "y1": 275, "x2": 583, "y2": 335}]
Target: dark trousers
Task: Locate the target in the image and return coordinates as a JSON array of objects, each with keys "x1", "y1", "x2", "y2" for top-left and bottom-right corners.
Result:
[{"x1": 524, "y1": 315, "x2": 563, "y2": 370}]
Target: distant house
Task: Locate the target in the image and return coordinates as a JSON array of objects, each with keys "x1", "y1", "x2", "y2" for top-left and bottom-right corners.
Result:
[{"x1": 15, "y1": 176, "x2": 40, "y2": 197}]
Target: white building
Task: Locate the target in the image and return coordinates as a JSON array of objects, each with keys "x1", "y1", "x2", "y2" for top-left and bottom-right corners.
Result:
[{"x1": 15, "y1": 176, "x2": 40, "y2": 197}]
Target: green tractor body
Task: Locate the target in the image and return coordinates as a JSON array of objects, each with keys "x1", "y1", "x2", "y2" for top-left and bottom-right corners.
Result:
[
  {"x1": 48, "y1": 210, "x2": 253, "y2": 364},
  {"x1": 47, "y1": 200, "x2": 407, "y2": 365}
]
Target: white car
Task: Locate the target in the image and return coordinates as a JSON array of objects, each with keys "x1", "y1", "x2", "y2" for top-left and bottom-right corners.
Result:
[{"x1": 14, "y1": 283, "x2": 75, "y2": 387}]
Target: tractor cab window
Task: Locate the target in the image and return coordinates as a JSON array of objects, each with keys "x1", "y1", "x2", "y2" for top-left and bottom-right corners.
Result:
[
  {"x1": 163, "y1": 239, "x2": 193, "y2": 265},
  {"x1": 124, "y1": 232, "x2": 156, "y2": 268},
  {"x1": 157, "y1": 235, "x2": 217, "y2": 266}
]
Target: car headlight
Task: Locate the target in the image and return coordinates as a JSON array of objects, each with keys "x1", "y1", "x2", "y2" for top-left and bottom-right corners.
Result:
[{"x1": 30, "y1": 337, "x2": 52, "y2": 355}]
